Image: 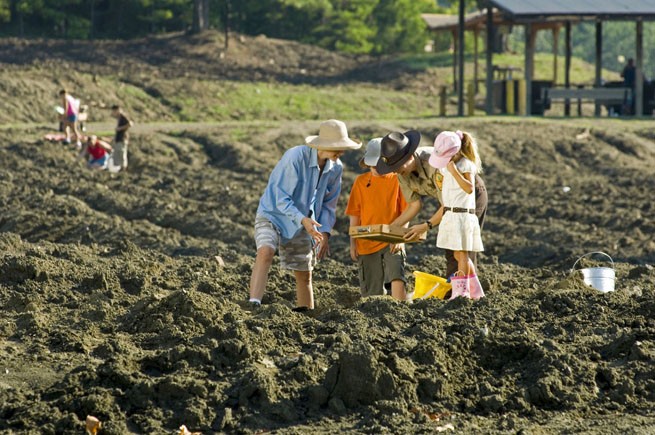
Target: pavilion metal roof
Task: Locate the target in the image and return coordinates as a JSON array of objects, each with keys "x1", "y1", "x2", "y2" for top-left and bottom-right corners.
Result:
[
  {"x1": 421, "y1": 11, "x2": 487, "y2": 31},
  {"x1": 487, "y1": 0, "x2": 655, "y2": 20},
  {"x1": 422, "y1": 9, "x2": 565, "y2": 32}
]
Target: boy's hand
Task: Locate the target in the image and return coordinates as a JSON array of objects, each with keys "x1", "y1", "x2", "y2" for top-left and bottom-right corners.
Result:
[
  {"x1": 301, "y1": 217, "x2": 323, "y2": 245},
  {"x1": 390, "y1": 243, "x2": 404, "y2": 254},
  {"x1": 349, "y1": 242, "x2": 358, "y2": 261},
  {"x1": 316, "y1": 232, "x2": 331, "y2": 260}
]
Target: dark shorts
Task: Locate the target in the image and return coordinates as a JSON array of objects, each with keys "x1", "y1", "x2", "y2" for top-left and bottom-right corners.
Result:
[
  {"x1": 89, "y1": 155, "x2": 108, "y2": 168},
  {"x1": 357, "y1": 245, "x2": 406, "y2": 297},
  {"x1": 67, "y1": 114, "x2": 78, "y2": 123}
]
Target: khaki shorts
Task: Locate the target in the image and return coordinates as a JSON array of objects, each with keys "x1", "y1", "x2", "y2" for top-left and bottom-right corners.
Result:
[
  {"x1": 357, "y1": 245, "x2": 406, "y2": 297},
  {"x1": 113, "y1": 141, "x2": 128, "y2": 168},
  {"x1": 254, "y1": 215, "x2": 315, "y2": 271}
]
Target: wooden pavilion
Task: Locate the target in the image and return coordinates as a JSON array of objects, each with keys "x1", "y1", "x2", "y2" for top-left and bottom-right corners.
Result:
[{"x1": 423, "y1": 0, "x2": 655, "y2": 116}]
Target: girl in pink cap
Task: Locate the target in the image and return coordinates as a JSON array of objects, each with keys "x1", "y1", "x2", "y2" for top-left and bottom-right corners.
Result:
[{"x1": 428, "y1": 130, "x2": 484, "y2": 300}]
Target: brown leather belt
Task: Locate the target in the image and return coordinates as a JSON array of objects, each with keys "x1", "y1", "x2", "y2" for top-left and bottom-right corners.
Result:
[{"x1": 444, "y1": 207, "x2": 475, "y2": 214}]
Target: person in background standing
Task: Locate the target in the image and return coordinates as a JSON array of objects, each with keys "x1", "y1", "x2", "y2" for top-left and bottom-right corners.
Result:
[
  {"x1": 59, "y1": 89, "x2": 82, "y2": 148},
  {"x1": 111, "y1": 105, "x2": 133, "y2": 171},
  {"x1": 621, "y1": 58, "x2": 636, "y2": 115}
]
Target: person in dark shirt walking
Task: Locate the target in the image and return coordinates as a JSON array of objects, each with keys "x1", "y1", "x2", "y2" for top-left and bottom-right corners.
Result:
[
  {"x1": 621, "y1": 58, "x2": 636, "y2": 115},
  {"x1": 111, "y1": 105, "x2": 133, "y2": 171}
]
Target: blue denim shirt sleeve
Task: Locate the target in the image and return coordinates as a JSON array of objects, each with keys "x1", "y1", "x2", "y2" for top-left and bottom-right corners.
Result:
[
  {"x1": 315, "y1": 163, "x2": 342, "y2": 234},
  {"x1": 257, "y1": 146, "x2": 323, "y2": 241},
  {"x1": 267, "y1": 149, "x2": 307, "y2": 228}
]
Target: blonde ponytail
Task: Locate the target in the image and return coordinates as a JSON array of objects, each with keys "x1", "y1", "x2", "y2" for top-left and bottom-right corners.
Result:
[{"x1": 460, "y1": 132, "x2": 482, "y2": 174}]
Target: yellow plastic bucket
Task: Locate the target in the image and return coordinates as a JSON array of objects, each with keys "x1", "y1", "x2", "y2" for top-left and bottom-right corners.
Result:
[{"x1": 413, "y1": 271, "x2": 452, "y2": 300}]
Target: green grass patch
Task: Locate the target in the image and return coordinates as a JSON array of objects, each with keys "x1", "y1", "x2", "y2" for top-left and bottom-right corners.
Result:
[
  {"x1": 391, "y1": 52, "x2": 456, "y2": 69},
  {"x1": 485, "y1": 52, "x2": 621, "y2": 85},
  {"x1": 163, "y1": 81, "x2": 443, "y2": 122},
  {"x1": 121, "y1": 84, "x2": 151, "y2": 99},
  {"x1": 394, "y1": 50, "x2": 621, "y2": 86}
]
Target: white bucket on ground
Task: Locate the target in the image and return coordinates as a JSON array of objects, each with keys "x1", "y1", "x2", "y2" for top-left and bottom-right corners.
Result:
[
  {"x1": 106, "y1": 153, "x2": 121, "y2": 173},
  {"x1": 571, "y1": 251, "x2": 615, "y2": 293}
]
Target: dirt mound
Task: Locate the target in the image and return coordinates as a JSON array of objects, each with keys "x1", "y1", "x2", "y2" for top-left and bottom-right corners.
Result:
[
  {"x1": 1, "y1": 118, "x2": 655, "y2": 433},
  {"x1": 0, "y1": 31, "x2": 363, "y2": 83}
]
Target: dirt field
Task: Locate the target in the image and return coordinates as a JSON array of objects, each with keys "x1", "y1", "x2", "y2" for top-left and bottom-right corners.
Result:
[{"x1": 1, "y1": 35, "x2": 655, "y2": 434}]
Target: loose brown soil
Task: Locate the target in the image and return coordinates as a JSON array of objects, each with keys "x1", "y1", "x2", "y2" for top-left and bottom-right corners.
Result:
[{"x1": 1, "y1": 34, "x2": 655, "y2": 434}]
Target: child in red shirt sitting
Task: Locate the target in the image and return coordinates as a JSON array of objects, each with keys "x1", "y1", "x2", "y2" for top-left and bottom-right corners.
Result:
[{"x1": 79, "y1": 135, "x2": 113, "y2": 170}]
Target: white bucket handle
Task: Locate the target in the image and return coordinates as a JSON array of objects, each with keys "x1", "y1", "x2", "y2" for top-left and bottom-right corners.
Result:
[
  {"x1": 420, "y1": 282, "x2": 442, "y2": 300},
  {"x1": 571, "y1": 251, "x2": 614, "y2": 273}
]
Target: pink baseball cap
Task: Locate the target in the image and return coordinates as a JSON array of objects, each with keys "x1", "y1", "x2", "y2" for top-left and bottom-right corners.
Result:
[{"x1": 429, "y1": 131, "x2": 462, "y2": 169}]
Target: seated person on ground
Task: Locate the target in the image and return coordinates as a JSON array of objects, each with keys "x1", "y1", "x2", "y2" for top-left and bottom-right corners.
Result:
[{"x1": 79, "y1": 135, "x2": 113, "y2": 170}]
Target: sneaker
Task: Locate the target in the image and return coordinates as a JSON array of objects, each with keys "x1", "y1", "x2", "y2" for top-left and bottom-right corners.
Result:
[
  {"x1": 292, "y1": 306, "x2": 311, "y2": 313},
  {"x1": 237, "y1": 300, "x2": 261, "y2": 312},
  {"x1": 63, "y1": 138, "x2": 71, "y2": 145},
  {"x1": 75, "y1": 141, "x2": 82, "y2": 150}
]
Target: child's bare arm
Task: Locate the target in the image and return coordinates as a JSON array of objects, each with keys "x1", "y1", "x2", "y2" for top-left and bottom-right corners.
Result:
[
  {"x1": 348, "y1": 215, "x2": 360, "y2": 261},
  {"x1": 98, "y1": 140, "x2": 113, "y2": 152},
  {"x1": 447, "y1": 161, "x2": 474, "y2": 194},
  {"x1": 117, "y1": 119, "x2": 133, "y2": 131}
]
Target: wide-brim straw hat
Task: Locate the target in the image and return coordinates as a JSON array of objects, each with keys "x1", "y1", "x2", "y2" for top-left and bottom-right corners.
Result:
[
  {"x1": 375, "y1": 130, "x2": 421, "y2": 175},
  {"x1": 305, "y1": 119, "x2": 362, "y2": 151}
]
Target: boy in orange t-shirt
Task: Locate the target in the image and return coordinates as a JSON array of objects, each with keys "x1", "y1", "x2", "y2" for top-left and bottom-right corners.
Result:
[{"x1": 346, "y1": 138, "x2": 409, "y2": 300}]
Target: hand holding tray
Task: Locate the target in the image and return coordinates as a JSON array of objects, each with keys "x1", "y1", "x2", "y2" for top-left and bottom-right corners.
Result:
[{"x1": 348, "y1": 224, "x2": 426, "y2": 243}]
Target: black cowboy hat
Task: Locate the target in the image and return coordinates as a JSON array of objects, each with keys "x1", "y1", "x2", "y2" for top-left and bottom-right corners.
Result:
[{"x1": 375, "y1": 130, "x2": 421, "y2": 175}]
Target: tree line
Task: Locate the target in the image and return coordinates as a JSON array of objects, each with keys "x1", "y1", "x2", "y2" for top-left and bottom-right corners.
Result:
[
  {"x1": 1, "y1": 0, "x2": 650, "y2": 69},
  {"x1": 0, "y1": 0, "x2": 443, "y2": 54}
]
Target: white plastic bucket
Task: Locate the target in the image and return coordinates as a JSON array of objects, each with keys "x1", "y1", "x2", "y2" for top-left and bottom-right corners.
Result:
[{"x1": 571, "y1": 251, "x2": 615, "y2": 293}]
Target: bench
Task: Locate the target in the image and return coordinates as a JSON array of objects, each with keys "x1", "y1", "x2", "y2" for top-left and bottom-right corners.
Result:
[{"x1": 541, "y1": 87, "x2": 632, "y2": 116}]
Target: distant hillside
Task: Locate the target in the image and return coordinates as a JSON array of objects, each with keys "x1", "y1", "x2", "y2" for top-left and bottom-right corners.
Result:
[{"x1": 0, "y1": 31, "x2": 623, "y2": 125}]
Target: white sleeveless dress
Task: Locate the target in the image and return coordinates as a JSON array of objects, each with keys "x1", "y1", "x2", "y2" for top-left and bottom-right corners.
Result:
[{"x1": 436, "y1": 158, "x2": 484, "y2": 252}]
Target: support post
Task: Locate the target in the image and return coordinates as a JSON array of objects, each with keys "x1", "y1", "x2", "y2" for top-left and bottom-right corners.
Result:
[
  {"x1": 636, "y1": 19, "x2": 644, "y2": 117},
  {"x1": 457, "y1": 0, "x2": 465, "y2": 116},
  {"x1": 485, "y1": 7, "x2": 494, "y2": 115},
  {"x1": 439, "y1": 86, "x2": 447, "y2": 116},
  {"x1": 524, "y1": 23, "x2": 535, "y2": 116},
  {"x1": 552, "y1": 27, "x2": 560, "y2": 85},
  {"x1": 452, "y1": 30, "x2": 458, "y2": 93},
  {"x1": 517, "y1": 79, "x2": 526, "y2": 116},
  {"x1": 474, "y1": 29, "x2": 480, "y2": 94},
  {"x1": 564, "y1": 21, "x2": 571, "y2": 116},
  {"x1": 594, "y1": 20, "x2": 602, "y2": 117},
  {"x1": 506, "y1": 80, "x2": 515, "y2": 115},
  {"x1": 467, "y1": 82, "x2": 475, "y2": 115}
]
